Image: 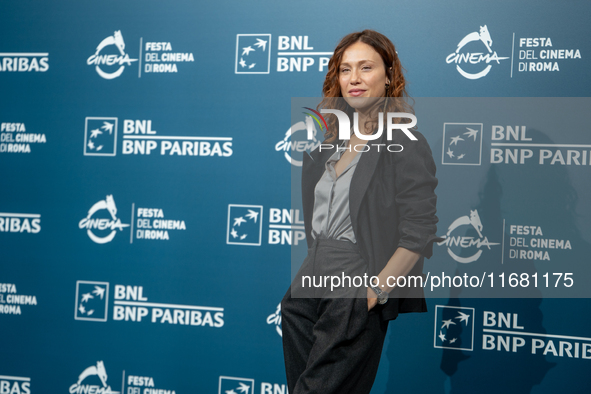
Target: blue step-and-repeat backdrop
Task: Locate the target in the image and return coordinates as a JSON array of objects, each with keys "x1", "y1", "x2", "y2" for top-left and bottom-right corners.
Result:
[{"x1": 1, "y1": 1, "x2": 590, "y2": 393}]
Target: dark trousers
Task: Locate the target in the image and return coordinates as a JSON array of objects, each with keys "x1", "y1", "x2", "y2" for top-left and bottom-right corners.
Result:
[{"x1": 281, "y1": 239, "x2": 389, "y2": 394}]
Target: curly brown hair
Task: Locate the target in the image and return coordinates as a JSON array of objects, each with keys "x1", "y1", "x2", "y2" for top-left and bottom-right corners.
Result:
[{"x1": 319, "y1": 30, "x2": 413, "y2": 142}]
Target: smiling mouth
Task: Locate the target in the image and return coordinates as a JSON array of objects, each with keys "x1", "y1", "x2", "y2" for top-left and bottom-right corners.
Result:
[{"x1": 348, "y1": 90, "x2": 366, "y2": 97}]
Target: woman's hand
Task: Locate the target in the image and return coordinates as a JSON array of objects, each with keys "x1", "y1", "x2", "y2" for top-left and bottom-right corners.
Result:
[{"x1": 367, "y1": 287, "x2": 378, "y2": 311}]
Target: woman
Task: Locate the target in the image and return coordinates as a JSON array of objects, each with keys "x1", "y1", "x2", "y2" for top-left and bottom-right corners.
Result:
[{"x1": 281, "y1": 30, "x2": 440, "y2": 394}]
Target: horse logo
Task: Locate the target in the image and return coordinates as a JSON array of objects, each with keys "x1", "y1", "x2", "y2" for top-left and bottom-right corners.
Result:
[
  {"x1": 96, "y1": 31, "x2": 125, "y2": 55},
  {"x1": 70, "y1": 361, "x2": 120, "y2": 394},
  {"x1": 446, "y1": 25, "x2": 509, "y2": 80},
  {"x1": 79, "y1": 195, "x2": 129, "y2": 244},
  {"x1": 87, "y1": 195, "x2": 118, "y2": 220},
  {"x1": 276, "y1": 115, "x2": 321, "y2": 167},
  {"x1": 456, "y1": 25, "x2": 493, "y2": 54},
  {"x1": 77, "y1": 361, "x2": 108, "y2": 387},
  {"x1": 87, "y1": 30, "x2": 138, "y2": 79},
  {"x1": 438, "y1": 209, "x2": 499, "y2": 264}
]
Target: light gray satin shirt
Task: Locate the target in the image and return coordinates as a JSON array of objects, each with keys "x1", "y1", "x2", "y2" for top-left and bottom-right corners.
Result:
[{"x1": 311, "y1": 145, "x2": 363, "y2": 243}]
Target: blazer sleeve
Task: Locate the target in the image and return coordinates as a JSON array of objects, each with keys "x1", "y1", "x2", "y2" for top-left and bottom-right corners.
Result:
[{"x1": 392, "y1": 132, "x2": 442, "y2": 258}]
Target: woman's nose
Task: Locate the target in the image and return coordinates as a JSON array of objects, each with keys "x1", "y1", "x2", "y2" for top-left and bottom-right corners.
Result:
[{"x1": 350, "y1": 68, "x2": 361, "y2": 84}]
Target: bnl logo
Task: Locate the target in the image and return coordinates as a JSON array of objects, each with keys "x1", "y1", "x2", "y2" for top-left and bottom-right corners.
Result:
[
  {"x1": 235, "y1": 34, "x2": 271, "y2": 74},
  {"x1": 219, "y1": 377, "x2": 254, "y2": 394},
  {"x1": 434, "y1": 305, "x2": 475, "y2": 351},
  {"x1": 442, "y1": 123, "x2": 483, "y2": 165},
  {"x1": 75, "y1": 281, "x2": 109, "y2": 322},
  {"x1": 227, "y1": 205, "x2": 263, "y2": 246},
  {"x1": 84, "y1": 117, "x2": 117, "y2": 156},
  {"x1": 219, "y1": 376, "x2": 287, "y2": 394}
]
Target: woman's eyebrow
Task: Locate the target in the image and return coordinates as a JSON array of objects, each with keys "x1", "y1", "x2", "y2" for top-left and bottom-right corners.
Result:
[{"x1": 340, "y1": 59, "x2": 376, "y2": 66}]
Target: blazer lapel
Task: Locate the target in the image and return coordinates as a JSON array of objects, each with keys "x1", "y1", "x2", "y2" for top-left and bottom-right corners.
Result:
[
  {"x1": 302, "y1": 135, "x2": 382, "y2": 245},
  {"x1": 301, "y1": 143, "x2": 336, "y2": 239},
  {"x1": 304, "y1": 142, "x2": 335, "y2": 186},
  {"x1": 349, "y1": 133, "x2": 385, "y2": 237}
]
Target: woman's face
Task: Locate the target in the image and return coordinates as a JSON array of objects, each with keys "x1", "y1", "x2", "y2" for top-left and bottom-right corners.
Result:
[{"x1": 339, "y1": 41, "x2": 389, "y2": 111}]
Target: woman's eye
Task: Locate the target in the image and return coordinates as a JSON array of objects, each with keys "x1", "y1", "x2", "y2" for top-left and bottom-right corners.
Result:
[{"x1": 340, "y1": 68, "x2": 350, "y2": 73}]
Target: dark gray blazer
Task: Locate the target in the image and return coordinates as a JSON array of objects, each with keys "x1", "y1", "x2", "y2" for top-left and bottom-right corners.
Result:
[{"x1": 301, "y1": 129, "x2": 440, "y2": 321}]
